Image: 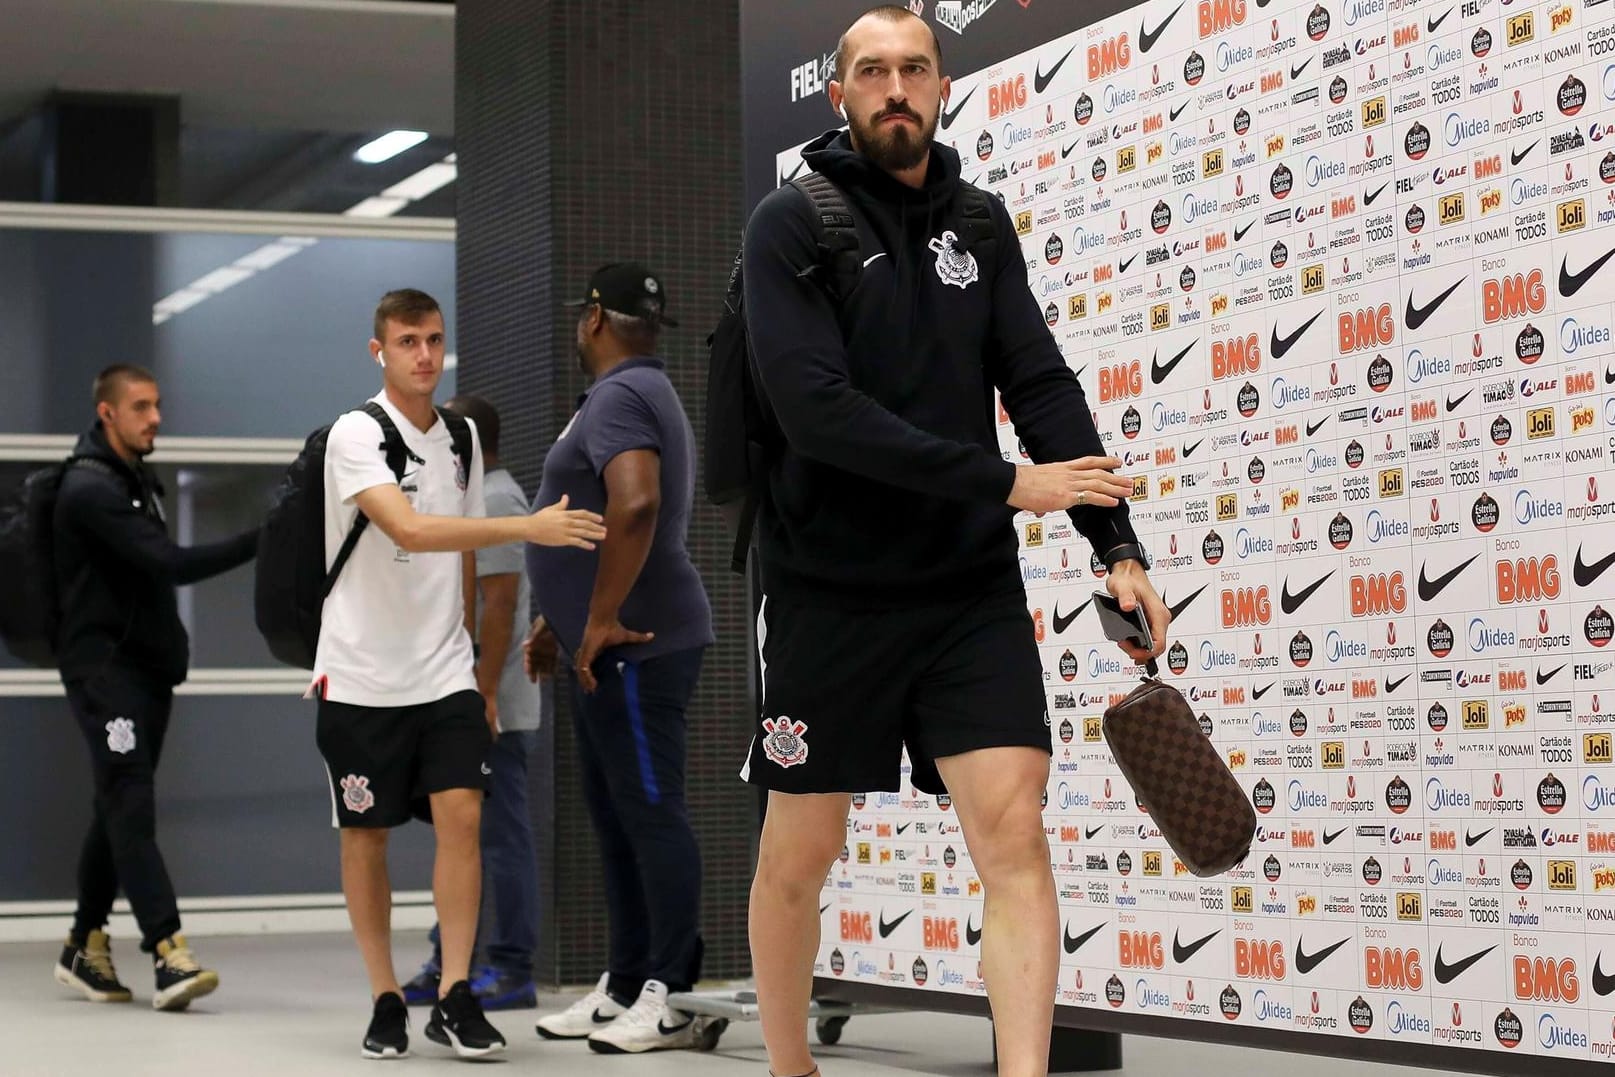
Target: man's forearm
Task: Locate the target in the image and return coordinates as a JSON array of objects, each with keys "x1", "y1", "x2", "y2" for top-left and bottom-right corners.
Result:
[
  {"x1": 587, "y1": 503, "x2": 656, "y2": 623},
  {"x1": 391, "y1": 512, "x2": 531, "y2": 554}
]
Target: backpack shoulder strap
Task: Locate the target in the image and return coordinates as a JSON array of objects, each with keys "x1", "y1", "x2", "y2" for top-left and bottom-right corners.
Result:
[
  {"x1": 435, "y1": 407, "x2": 474, "y2": 475},
  {"x1": 956, "y1": 183, "x2": 999, "y2": 276},
  {"x1": 789, "y1": 173, "x2": 862, "y2": 302},
  {"x1": 360, "y1": 401, "x2": 419, "y2": 480}
]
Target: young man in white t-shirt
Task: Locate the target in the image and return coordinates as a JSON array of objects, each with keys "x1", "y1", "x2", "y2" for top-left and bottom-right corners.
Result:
[{"x1": 315, "y1": 289, "x2": 604, "y2": 1061}]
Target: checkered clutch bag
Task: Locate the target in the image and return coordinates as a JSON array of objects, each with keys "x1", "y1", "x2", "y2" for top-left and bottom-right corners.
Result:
[{"x1": 1102, "y1": 665, "x2": 1256, "y2": 877}]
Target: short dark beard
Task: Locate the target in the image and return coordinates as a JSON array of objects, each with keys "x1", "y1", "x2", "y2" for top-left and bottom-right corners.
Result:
[{"x1": 849, "y1": 103, "x2": 937, "y2": 173}]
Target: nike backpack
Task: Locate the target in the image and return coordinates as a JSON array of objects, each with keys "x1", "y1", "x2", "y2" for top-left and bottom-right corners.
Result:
[
  {"x1": 0, "y1": 456, "x2": 118, "y2": 667},
  {"x1": 704, "y1": 172, "x2": 998, "y2": 573},
  {"x1": 254, "y1": 401, "x2": 472, "y2": 669}
]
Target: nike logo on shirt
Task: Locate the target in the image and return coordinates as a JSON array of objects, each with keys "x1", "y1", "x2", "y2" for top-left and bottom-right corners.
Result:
[{"x1": 864, "y1": 252, "x2": 886, "y2": 268}]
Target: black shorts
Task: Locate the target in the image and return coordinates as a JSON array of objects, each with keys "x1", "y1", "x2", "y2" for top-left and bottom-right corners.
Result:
[
  {"x1": 742, "y1": 588, "x2": 1050, "y2": 795},
  {"x1": 316, "y1": 689, "x2": 491, "y2": 828}
]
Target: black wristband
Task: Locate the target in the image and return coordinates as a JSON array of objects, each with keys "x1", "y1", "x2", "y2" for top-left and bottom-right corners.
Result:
[{"x1": 1102, "y1": 542, "x2": 1149, "y2": 572}]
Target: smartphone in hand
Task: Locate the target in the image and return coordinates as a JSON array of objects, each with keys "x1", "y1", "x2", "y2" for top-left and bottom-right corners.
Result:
[{"x1": 1092, "y1": 590, "x2": 1154, "y2": 651}]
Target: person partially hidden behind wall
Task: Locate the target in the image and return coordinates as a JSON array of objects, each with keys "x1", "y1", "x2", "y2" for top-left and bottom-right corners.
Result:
[{"x1": 52, "y1": 364, "x2": 260, "y2": 1011}]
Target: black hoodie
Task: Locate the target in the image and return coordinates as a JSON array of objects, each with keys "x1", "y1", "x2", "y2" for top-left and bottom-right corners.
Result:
[
  {"x1": 53, "y1": 425, "x2": 259, "y2": 686},
  {"x1": 742, "y1": 130, "x2": 1138, "y2": 606}
]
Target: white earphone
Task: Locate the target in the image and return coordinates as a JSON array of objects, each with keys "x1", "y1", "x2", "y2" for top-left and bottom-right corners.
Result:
[{"x1": 839, "y1": 102, "x2": 848, "y2": 122}]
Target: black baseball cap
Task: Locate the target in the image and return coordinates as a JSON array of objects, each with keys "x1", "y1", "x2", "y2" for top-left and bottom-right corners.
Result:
[{"x1": 564, "y1": 262, "x2": 678, "y2": 327}]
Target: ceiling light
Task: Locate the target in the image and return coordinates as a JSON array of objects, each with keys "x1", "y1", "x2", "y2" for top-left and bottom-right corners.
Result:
[{"x1": 354, "y1": 130, "x2": 429, "y2": 164}]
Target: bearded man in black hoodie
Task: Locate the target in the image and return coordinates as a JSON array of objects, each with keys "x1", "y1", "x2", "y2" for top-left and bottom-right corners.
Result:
[
  {"x1": 50, "y1": 364, "x2": 258, "y2": 1012},
  {"x1": 741, "y1": 8, "x2": 1171, "y2": 1076}
]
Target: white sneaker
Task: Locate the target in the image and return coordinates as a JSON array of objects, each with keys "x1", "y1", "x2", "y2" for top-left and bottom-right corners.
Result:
[
  {"x1": 587, "y1": 980, "x2": 711, "y2": 1054},
  {"x1": 535, "y1": 973, "x2": 626, "y2": 1040}
]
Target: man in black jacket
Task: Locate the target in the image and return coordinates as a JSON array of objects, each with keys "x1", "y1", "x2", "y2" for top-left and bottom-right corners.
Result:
[
  {"x1": 740, "y1": 8, "x2": 1170, "y2": 1077},
  {"x1": 51, "y1": 364, "x2": 258, "y2": 1011}
]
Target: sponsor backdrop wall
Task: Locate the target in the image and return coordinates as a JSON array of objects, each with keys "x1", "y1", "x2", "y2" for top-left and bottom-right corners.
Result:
[{"x1": 743, "y1": 0, "x2": 1615, "y2": 1071}]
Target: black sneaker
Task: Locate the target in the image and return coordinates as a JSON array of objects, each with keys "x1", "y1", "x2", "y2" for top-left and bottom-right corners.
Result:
[
  {"x1": 425, "y1": 980, "x2": 507, "y2": 1058},
  {"x1": 54, "y1": 930, "x2": 133, "y2": 1003},
  {"x1": 363, "y1": 992, "x2": 410, "y2": 1060},
  {"x1": 152, "y1": 933, "x2": 219, "y2": 1012}
]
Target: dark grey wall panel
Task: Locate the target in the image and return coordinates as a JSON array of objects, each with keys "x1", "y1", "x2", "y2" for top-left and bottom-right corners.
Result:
[{"x1": 458, "y1": 0, "x2": 754, "y2": 986}]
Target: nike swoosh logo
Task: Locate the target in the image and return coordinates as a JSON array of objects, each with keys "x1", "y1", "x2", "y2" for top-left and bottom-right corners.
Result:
[
  {"x1": 1120, "y1": 253, "x2": 1138, "y2": 273},
  {"x1": 1417, "y1": 554, "x2": 1479, "y2": 602},
  {"x1": 820, "y1": 903, "x2": 832, "y2": 915},
  {"x1": 780, "y1": 159, "x2": 807, "y2": 185},
  {"x1": 1511, "y1": 141, "x2": 1539, "y2": 167},
  {"x1": 1323, "y1": 826, "x2": 1348, "y2": 845},
  {"x1": 1234, "y1": 219, "x2": 1255, "y2": 241},
  {"x1": 1446, "y1": 389, "x2": 1473, "y2": 412},
  {"x1": 1170, "y1": 101, "x2": 1188, "y2": 121},
  {"x1": 1151, "y1": 341, "x2": 1195, "y2": 385},
  {"x1": 1085, "y1": 824, "x2": 1106, "y2": 840},
  {"x1": 965, "y1": 917, "x2": 983, "y2": 947},
  {"x1": 1537, "y1": 665, "x2": 1566, "y2": 686},
  {"x1": 863, "y1": 253, "x2": 886, "y2": 268},
  {"x1": 878, "y1": 910, "x2": 913, "y2": 938},
  {"x1": 1307, "y1": 416, "x2": 1329, "y2": 437},
  {"x1": 1280, "y1": 571, "x2": 1334, "y2": 616},
  {"x1": 1291, "y1": 57, "x2": 1313, "y2": 80},
  {"x1": 1063, "y1": 922, "x2": 1105, "y2": 954},
  {"x1": 1035, "y1": 47, "x2": 1076, "y2": 94},
  {"x1": 1294, "y1": 937, "x2": 1351, "y2": 975},
  {"x1": 1384, "y1": 673, "x2": 1411, "y2": 694},
  {"x1": 1271, "y1": 309, "x2": 1325, "y2": 360},
  {"x1": 657, "y1": 1017, "x2": 694, "y2": 1034},
  {"x1": 896, "y1": 822, "x2": 911, "y2": 834},
  {"x1": 940, "y1": 85, "x2": 977, "y2": 130},
  {"x1": 592, "y1": 1008, "x2": 618, "y2": 1024},
  {"x1": 1427, "y1": 6, "x2": 1455, "y2": 32},
  {"x1": 1433, "y1": 943, "x2": 1495, "y2": 985},
  {"x1": 1575, "y1": 544, "x2": 1615, "y2": 588},
  {"x1": 1172, "y1": 928, "x2": 1221, "y2": 963},
  {"x1": 1595, "y1": 954, "x2": 1615, "y2": 997},
  {"x1": 1062, "y1": 139, "x2": 1081, "y2": 159},
  {"x1": 1053, "y1": 597, "x2": 1095, "y2": 635},
  {"x1": 1253, "y1": 682, "x2": 1275, "y2": 700},
  {"x1": 1404, "y1": 276, "x2": 1467, "y2": 332},
  {"x1": 1364, "y1": 183, "x2": 1388, "y2": 207},
  {"x1": 1561, "y1": 247, "x2": 1615, "y2": 298},
  {"x1": 1607, "y1": 366, "x2": 1615, "y2": 386},
  {"x1": 1139, "y1": 1, "x2": 1185, "y2": 53},
  {"x1": 1166, "y1": 584, "x2": 1209, "y2": 622},
  {"x1": 1183, "y1": 439, "x2": 1205, "y2": 458},
  {"x1": 1466, "y1": 828, "x2": 1493, "y2": 847}
]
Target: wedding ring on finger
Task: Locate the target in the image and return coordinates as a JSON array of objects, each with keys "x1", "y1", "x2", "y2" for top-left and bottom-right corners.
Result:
[{"x1": 1075, "y1": 490, "x2": 1087, "y2": 506}]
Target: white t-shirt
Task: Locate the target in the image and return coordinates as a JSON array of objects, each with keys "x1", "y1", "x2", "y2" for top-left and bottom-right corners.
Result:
[{"x1": 314, "y1": 392, "x2": 485, "y2": 707}]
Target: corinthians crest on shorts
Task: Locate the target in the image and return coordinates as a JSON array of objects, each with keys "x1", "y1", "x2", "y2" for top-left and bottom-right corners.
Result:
[
  {"x1": 761, "y1": 716, "x2": 810, "y2": 768},
  {"x1": 340, "y1": 773, "x2": 376, "y2": 814},
  {"x1": 928, "y1": 230, "x2": 979, "y2": 289}
]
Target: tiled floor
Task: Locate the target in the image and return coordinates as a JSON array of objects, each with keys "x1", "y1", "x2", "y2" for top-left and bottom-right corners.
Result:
[{"x1": 0, "y1": 932, "x2": 1488, "y2": 1076}]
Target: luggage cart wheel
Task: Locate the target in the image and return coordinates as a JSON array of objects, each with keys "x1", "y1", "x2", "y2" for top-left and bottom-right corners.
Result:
[
  {"x1": 697, "y1": 1017, "x2": 729, "y2": 1051},
  {"x1": 815, "y1": 1016, "x2": 848, "y2": 1045}
]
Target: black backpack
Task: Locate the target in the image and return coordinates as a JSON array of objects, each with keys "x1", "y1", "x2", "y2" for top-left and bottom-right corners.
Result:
[
  {"x1": 704, "y1": 172, "x2": 998, "y2": 573},
  {"x1": 254, "y1": 401, "x2": 472, "y2": 670},
  {"x1": 0, "y1": 456, "x2": 119, "y2": 667}
]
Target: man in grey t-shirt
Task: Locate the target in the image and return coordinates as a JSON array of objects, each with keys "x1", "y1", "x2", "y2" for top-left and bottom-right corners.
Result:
[{"x1": 402, "y1": 395, "x2": 546, "y2": 1010}]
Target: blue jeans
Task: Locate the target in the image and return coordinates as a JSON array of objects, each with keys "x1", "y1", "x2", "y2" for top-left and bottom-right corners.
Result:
[{"x1": 429, "y1": 729, "x2": 540, "y2": 979}]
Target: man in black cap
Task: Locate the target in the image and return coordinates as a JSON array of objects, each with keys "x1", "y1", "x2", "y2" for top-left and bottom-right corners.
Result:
[{"x1": 523, "y1": 263, "x2": 716, "y2": 1054}]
